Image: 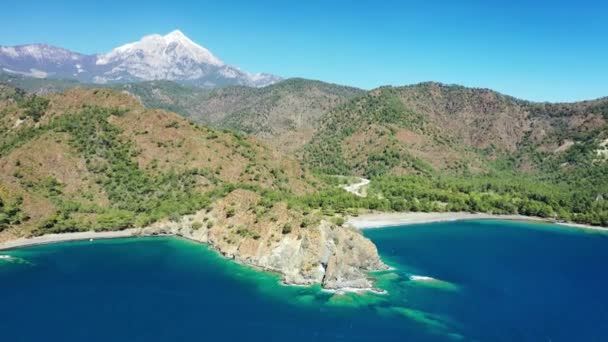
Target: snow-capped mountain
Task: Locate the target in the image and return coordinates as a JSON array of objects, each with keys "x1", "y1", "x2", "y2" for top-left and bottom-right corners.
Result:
[
  {"x1": 0, "y1": 44, "x2": 95, "y2": 79},
  {"x1": 0, "y1": 30, "x2": 281, "y2": 88}
]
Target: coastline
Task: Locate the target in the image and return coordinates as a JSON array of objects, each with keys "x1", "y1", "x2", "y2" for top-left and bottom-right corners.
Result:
[
  {"x1": 0, "y1": 229, "x2": 390, "y2": 294},
  {"x1": 2, "y1": 212, "x2": 606, "y2": 297},
  {"x1": 0, "y1": 229, "x2": 141, "y2": 251},
  {"x1": 3, "y1": 211, "x2": 607, "y2": 252},
  {"x1": 0, "y1": 229, "x2": 387, "y2": 294},
  {"x1": 347, "y1": 211, "x2": 608, "y2": 232}
]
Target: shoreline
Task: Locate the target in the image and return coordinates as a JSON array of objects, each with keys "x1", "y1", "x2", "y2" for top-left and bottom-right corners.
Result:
[
  {"x1": 0, "y1": 229, "x2": 142, "y2": 251},
  {"x1": 2, "y1": 213, "x2": 606, "y2": 296},
  {"x1": 0, "y1": 229, "x2": 389, "y2": 295},
  {"x1": 0, "y1": 228, "x2": 394, "y2": 296},
  {"x1": 347, "y1": 212, "x2": 608, "y2": 232},
  {"x1": 3, "y1": 212, "x2": 606, "y2": 252}
]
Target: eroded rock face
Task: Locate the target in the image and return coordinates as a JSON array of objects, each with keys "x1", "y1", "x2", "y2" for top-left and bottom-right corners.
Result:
[
  {"x1": 138, "y1": 189, "x2": 388, "y2": 291},
  {"x1": 320, "y1": 224, "x2": 388, "y2": 289}
]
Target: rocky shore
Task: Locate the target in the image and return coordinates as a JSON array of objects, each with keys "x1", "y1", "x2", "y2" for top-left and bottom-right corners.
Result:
[
  {"x1": 0, "y1": 190, "x2": 389, "y2": 292},
  {"x1": 137, "y1": 208, "x2": 388, "y2": 291}
]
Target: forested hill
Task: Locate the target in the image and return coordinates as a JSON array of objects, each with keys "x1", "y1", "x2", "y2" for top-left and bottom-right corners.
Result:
[
  {"x1": 304, "y1": 82, "x2": 608, "y2": 177},
  {"x1": 2, "y1": 75, "x2": 607, "y2": 227},
  {"x1": 0, "y1": 84, "x2": 390, "y2": 290},
  {"x1": 0, "y1": 73, "x2": 364, "y2": 153},
  {"x1": 0, "y1": 85, "x2": 320, "y2": 238},
  {"x1": 117, "y1": 78, "x2": 363, "y2": 152},
  {"x1": 301, "y1": 82, "x2": 608, "y2": 226}
]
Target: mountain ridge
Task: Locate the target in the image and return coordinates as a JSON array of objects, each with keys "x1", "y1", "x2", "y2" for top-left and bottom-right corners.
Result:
[
  {"x1": 0, "y1": 30, "x2": 281, "y2": 88},
  {"x1": 2, "y1": 72, "x2": 607, "y2": 159},
  {"x1": 303, "y1": 82, "x2": 608, "y2": 177},
  {"x1": 92, "y1": 77, "x2": 363, "y2": 152}
]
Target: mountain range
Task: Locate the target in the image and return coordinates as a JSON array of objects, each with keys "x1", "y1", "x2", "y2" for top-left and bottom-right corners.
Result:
[
  {"x1": 1, "y1": 32, "x2": 607, "y2": 228},
  {"x1": 0, "y1": 30, "x2": 281, "y2": 88}
]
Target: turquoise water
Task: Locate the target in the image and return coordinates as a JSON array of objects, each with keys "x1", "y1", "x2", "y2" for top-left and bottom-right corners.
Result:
[{"x1": 1, "y1": 220, "x2": 607, "y2": 341}]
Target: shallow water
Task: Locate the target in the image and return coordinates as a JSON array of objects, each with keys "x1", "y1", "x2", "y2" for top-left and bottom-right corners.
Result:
[{"x1": 1, "y1": 220, "x2": 607, "y2": 341}]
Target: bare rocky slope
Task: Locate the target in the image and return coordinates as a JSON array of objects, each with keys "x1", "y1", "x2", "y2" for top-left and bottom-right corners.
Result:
[
  {"x1": 0, "y1": 85, "x2": 386, "y2": 290},
  {"x1": 139, "y1": 196, "x2": 386, "y2": 289}
]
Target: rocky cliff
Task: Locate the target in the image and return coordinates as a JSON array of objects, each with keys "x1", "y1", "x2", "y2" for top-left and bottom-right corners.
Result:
[{"x1": 138, "y1": 189, "x2": 388, "y2": 291}]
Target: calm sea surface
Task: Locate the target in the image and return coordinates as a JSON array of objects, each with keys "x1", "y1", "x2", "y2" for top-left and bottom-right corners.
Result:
[{"x1": 1, "y1": 220, "x2": 607, "y2": 341}]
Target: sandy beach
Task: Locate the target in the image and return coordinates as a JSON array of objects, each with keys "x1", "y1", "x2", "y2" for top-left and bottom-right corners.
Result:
[
  {"x1": 347, "y1": 212, "x2": 608, "y2": 232},
  {"x1": 2, "y1": 211, "x2": 607, "y2": 252},
  {"x1": 0, "y1": 229, "x2": 140, "y2": 251}
]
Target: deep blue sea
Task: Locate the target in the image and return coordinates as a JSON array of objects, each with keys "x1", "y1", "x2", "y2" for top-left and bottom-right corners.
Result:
[{"x1": 1, "y1": 220, "x2": 608, "y2": 341}]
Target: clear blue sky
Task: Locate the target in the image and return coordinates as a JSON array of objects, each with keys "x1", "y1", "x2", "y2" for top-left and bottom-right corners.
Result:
[{"x1": 1, "y1": 0, "x2": 606, "y2": 102}]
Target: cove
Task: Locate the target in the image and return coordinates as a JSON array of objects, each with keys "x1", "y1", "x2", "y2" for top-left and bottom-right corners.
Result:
[{"x1": 1, "y1": 219, "x2": 607, "y2": 341}]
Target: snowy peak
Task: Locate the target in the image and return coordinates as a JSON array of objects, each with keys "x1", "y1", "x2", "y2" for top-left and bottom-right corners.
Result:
[
  {"x1": 0, "y1": 44, "x2": 84, "y2": 62},
  {"x1": 0, "y1": 44, "x2": 93, "y2": 79},
  {"x1": 97, "y1": 29, "x2": 224, "y2": 67},
  {"x1": 165, "y1": 29, "x2": 186, "y2": 39},
  {"x1": 162, "y1": 30, "x2": 224, "y2": 65},
  {"x1": 0, "y1": 30, "x2": 280, "y2": 88}
]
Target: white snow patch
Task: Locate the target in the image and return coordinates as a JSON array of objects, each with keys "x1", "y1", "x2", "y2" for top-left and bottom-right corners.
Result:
[
  {"x1": 2, "y1": 67, "x2": 47, "y2": 78},
  {"x1": 219, "y1": 67, "x2": 240, "y2": 78},
  {"x1": 0, "y1": 46, "x2": 19, "y2": 58},
  {"x1": 96, "y1": 29, "x2": 224, "y2": 67}
]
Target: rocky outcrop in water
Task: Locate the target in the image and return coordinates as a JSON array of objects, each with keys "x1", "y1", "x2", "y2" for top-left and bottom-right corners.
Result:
[{"x1": 138, "y1": 189, "x2": 388, "y2": 291}]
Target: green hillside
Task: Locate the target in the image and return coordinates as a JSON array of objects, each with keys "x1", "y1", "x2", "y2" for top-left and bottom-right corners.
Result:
[{"x1": 301, "y1": 83, "x2": 608, "y2": 226}]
